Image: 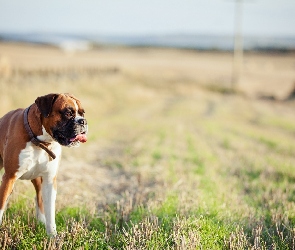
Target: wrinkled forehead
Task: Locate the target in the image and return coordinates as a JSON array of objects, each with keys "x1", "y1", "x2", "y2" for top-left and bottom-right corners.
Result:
[{"x1": 53, "y1": 94, "x2": 83, "y2": 112}]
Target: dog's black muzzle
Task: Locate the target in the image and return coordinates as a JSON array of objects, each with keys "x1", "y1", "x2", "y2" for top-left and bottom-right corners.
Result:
[{"x1": 53, "y1": 117, "x2": 88, "y2": 147}]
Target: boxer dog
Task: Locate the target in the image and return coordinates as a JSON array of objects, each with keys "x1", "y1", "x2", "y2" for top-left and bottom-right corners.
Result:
[{"x1": 0, "y1": 93, "x2": 88, "y2": 236}]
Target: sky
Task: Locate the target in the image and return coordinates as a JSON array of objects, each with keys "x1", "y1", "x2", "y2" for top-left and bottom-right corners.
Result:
[{"x1": 0, "y1": 0, "x2": 294, "y2": 37}]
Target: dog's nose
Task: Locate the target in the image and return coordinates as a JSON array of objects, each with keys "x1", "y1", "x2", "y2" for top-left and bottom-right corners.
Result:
[{"x1": 78, "y1": 118, "x2": 87, "y2": 125}]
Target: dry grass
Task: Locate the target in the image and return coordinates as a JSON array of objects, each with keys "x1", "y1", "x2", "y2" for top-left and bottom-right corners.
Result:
[{"x1": 0, "y1": 42, "x2": 295, "y2": 249}]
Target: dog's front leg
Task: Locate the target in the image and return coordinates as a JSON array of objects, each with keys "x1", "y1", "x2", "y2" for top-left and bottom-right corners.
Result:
[
  {"x1": 42, "y1": 176, "x2": 57, "y2": 236},
  {"x1": 31, "y1": 177, "x2": 46, "y2": 224},
  {"x1": 0, "y1": 173, "x2": 17, "y2": 225}
]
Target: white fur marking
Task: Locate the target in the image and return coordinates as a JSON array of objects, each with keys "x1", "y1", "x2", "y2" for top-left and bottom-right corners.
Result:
[
  {"x1": 73, "y1": 99, "x2": 79, "y2": 117},
  {"x1": 0, "y1": 209, "x2": 4, "y2": 224},
  {"x1": 73, "y1": 99, "x2": 86, "y2": 123},
  {"x1": 16, "y1": 127, "x2": 61, "y2": 236},
  {"x1": 37, "y1": 126, "x2": 54, "y2": 143},
  {"x1": 35, "y1": 197, "x2": 46, "y2": 224},
  {"x1": 73, "y1": 99, "x2": 88, "y2": 135},
  {"x1": 42, "y1": 178, "x2": 57, "y2": 235},
  {"x1": 18, "y1": 141, "x2": 61, "y2": 180}
]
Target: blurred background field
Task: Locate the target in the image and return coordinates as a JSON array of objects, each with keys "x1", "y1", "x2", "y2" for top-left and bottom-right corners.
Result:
[
  {"x1": 1, "y1": 0, "x2": 295, "y2": 248},
  {"x1": 0, "y1": 42, "x2": 295, "y2": 248}
]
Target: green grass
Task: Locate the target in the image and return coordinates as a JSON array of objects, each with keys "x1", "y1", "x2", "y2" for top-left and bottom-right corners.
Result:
[{"x1": 1, "y1": 56, "x2": 295, "y2": 249}]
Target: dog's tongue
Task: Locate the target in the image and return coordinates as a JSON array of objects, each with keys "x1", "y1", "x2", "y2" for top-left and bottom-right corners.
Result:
[{"x1": 70, "y1": 134, "x2": 87, "y2": 143}]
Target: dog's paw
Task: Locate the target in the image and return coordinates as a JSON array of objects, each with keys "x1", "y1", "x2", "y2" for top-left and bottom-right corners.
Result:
[{"x1": 46, "y1": 225, "x2": 57, "y2": 237}]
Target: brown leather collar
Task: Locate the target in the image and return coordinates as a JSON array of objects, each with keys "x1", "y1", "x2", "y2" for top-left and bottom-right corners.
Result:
[{"x1": 23, "y1": 105, "x2": 56, "y2": 160}]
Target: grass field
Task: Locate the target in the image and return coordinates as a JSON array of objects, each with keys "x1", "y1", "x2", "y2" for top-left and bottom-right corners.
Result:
[{"x1": 0, "y1": 43, "x2": 295, "y2": 249}]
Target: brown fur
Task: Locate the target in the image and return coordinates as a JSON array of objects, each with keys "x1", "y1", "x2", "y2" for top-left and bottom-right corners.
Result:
[
  {"x1": 0, "y1": 93, "x2": 84, "y2": 211},
  {"x1": 31, "y1": 177, "x2": 45, "y2": 214},
  {"x1": 0, "y1": 108, "x2": 28, "y2": 209},
  {"x1": 39, "y1": 94, "x2": 84, "y2": 139}
]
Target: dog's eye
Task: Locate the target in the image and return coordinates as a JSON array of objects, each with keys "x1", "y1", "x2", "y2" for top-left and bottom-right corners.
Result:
[
  {"x1": 78, "y1": 109, "x2": 85, "y2": 117},
  {"x1": 65, "y1": 111, "x2": 74, "y2": 118}
]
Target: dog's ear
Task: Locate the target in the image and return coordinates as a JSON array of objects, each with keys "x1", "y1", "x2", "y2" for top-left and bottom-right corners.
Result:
[{"x1": 35, "y1": 93, "x2": 59, "y2": 118}]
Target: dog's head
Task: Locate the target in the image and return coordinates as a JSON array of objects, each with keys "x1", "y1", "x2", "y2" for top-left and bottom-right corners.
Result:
[{"x1": 35, "y1": 93, "x2": 88, "y2": 147}]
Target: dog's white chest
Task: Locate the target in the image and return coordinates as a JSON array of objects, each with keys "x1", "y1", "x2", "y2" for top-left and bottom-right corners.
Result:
[{"x1": 17, "y1": 141, "x2": 61, "y2": 180}]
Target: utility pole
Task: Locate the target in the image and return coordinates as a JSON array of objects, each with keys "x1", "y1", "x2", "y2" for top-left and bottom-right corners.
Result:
[{"x1": 231, "y1": 0, "x2": 243, "y2": 90}]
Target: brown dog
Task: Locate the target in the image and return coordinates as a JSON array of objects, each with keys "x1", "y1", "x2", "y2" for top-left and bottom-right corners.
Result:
[{"x1": 0, "y1": 93, "x2": 88, "y2": 235}]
